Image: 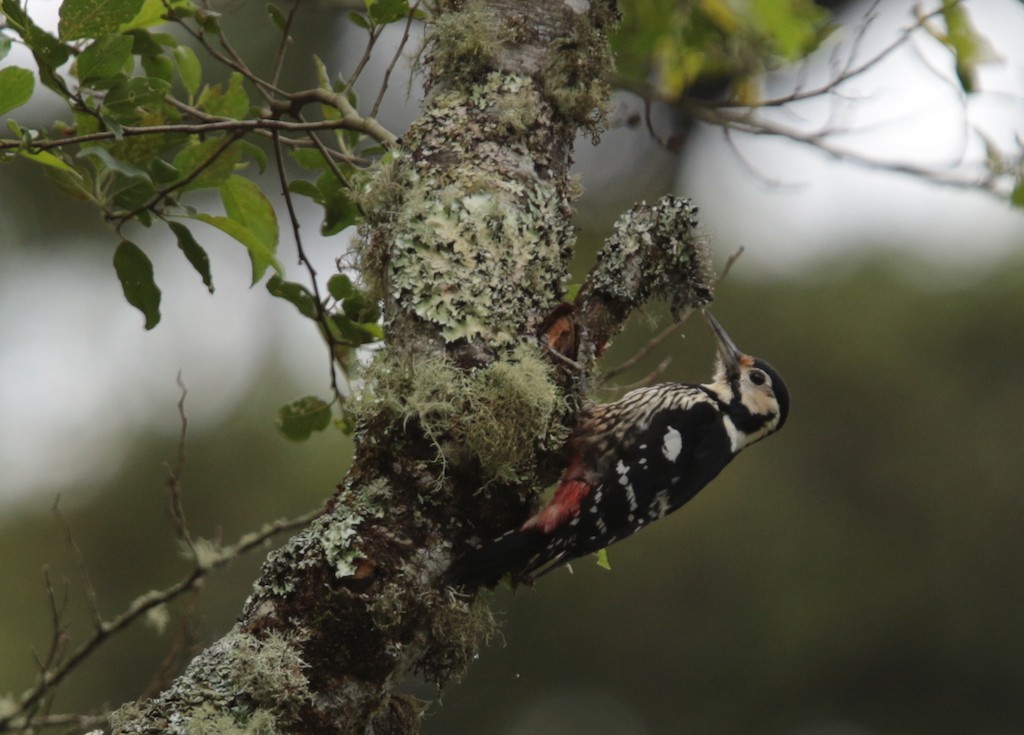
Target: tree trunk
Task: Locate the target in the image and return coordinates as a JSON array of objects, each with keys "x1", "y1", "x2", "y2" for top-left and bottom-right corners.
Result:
[{"x1": 108, "y1": 2, "x2": 712, "y2": 733}]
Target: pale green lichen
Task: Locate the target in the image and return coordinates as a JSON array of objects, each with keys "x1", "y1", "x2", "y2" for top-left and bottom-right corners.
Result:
[
  {"x1": 182, "y1": 706, "x2": 279, "y2": 735},
  {"x1": 354, "y1": 68, "x2": 575, "y2": 347},
  {"x1": 320, "y1": 511, "x2": 368, "y2": 579},
  {"x1": 386, "y1": 174, "x2": 571, "y2": 345},
  {"x1": 359, "y1": 343, "x2": 570, "y2": 485},
  {"x1": 423, "y1": 0, "x2": 503, "y2": 90},
  {"x1": 591, "y1": 195, "x2": 714, "y2": 316},
  {"x1": 108, "y1": 631, "x2": 308, "y2": 735},
  {"x1": 538, "y1": 6, "x2": 615, "y2": 138}
]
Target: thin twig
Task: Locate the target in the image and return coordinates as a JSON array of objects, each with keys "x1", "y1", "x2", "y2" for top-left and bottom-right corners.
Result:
[
  {"x1": 371, "y1": 1, "x2": 420, "y2": 119},
  {"x1": 0, "y1": 118, "x2": 385, "y2": 154},
  {"x1": 23, "y1": 712, "x2": 108, "y2": 734},
  {"x1": 113, "y1": 131, "x2": 244, "y2": 228},
  {"x1": 170, "y1": 12, "x2": 289, "y2": 101},
  {"x1": 52, "y1": 500, "x2": 103, "y2": 631},
  {"x1": 271, "y1": 128, "x2": 347, "y2": 407},
  {"x1": 609, "y1": 356, "x2": 674, "y2": 392},
  {"x1": 719, "y1": 246, "x2": 745, "y2": 282},
  {"x1": 270, "y1": 0, "x2": 303, "y2": 89},
  {"x1": 166, "y1": 373, "x2": 197, "y2": 561},
  {"x1": 601, "y1": 319, "x2": 688, "y2": 383},
  {"x1": 601, "y1": 246, "x2": 746, "y2": 388},
  {"x1": 346, "y1": 23, "x2": 384, "y2": 91},
  {"x1": 0, "y1": 508, "x2": 323, "y2": 732}
]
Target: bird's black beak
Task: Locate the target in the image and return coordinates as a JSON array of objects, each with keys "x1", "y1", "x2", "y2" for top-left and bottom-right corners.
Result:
[{"x1": 702, "y1": 310, "x2": 747, "y2": 380}]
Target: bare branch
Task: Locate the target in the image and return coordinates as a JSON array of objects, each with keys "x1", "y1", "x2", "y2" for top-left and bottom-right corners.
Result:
[
  {"x1": 52, "y1": 500, "x2": 103, "y2": 632},
  {"x1": 22, "y1": 712, "x2": 108, "y2": 735},
  {"x1": 0, "y1": 508, "x2": 322, "y2": 733},
  {"x1": 271, "y1": 0, "x2": 303, "y2": 89},
  {"x1": 371, "y1": 1, "x2": 421, "y2": 119},
  {"x1": 600, "y1": 246, "x2": 745, "y2": 387},
  {"x1": 270, "y1": 129, "x2": 348, "y2": 407},
  {"x1": 0, "y1": 118, "x2": 377, "y2": 154},
  {"x1": 166, "y1": 373, "x2": 197, "y2": 562}
]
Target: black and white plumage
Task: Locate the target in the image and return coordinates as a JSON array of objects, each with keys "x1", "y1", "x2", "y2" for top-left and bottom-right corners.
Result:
[{"x1": 446, "y1": 310, "x2": 790, "y2": 588}]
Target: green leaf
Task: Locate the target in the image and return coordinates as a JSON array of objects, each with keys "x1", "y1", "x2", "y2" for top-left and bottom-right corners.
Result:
[
  {"x1": 267, "y1": 275, "x2": 317, "y2": 318},
  {"x1": 102, "y1": 76, "x2": 171, "y2": 122},
  {"x1": 150, "y1": 31, "x2": 177, "y2": 46},
  {"x1": 348, "y1": 11, "x2": 369, "y2": 30},
  {"x1": 220, "y1": 174, "x2": 278, "y2": 263},
  {"x1": 123, "y1": 28, "x2": 163, "y2": 55},
  {"x1": 189, "y1": 175, "x2": 280, "y2": 284},
  {"x1": 751, "y1": 0, "x2": 829, "y2": 60},
  {"x1": 140, "y1": 52, "x2": 173, "y2": 82},
  {"x1": 59, "y1": 0, "x2": 146, "y2": 40},
  {"x1": 168, "y1": 221, "x2": 214, "y2": 292},
  {"x1": 1011, "y1": 180, "x2": 1024, "y2": 209},
  {"x1": 365, "y1": 0, "x2": 408, "y2": 25},
  {"x1": 595, "y1": 549, "x2": 611, "y2": 571},
  {"x1": 938, "y1": 1, "x2": 997, "y2": 94},
  {"x1": 19, "y1": 149, "x2": 78, "y2": 173},
  {"x1": 120, "y1": 0, "x2": 172, "y2": 30},
  {"x1": 276, "y1": 396, "x2": 332, "y2": 441},
  {"x1": 239, "y1": 140, "x2": 268, "y2": 174},
  {"x1": 173, "y1": 45, "x2": 201, "y2": 98},
  {"x1": 287, "y1": 178, "x2": 322, "y2": 201},
  {"x1": 327, "y1": 273, "x2": 354, "y2": 301},
  {"x1": 192, "y1": 213, "x2": 280, "y2": 284},
  {"x1": 113, "y1": 240, "x2": 161, "y2": 329},
  {"x1": 267, "y1": 2, "x2": 287, "y2": 30},
  {"x1": 119, "y1": 0, "x2": 190, "y2": 29},
  {"x1": 197, "y1": 71, "x2": 249, "y2": 119},
  {"x1": 312, "y1": 54, "x2": 341, "y2": 119},
  {"x1": 316, "y1": 171, "x2": 360, "y2": 236},
  {"x1": 328, "y1": 313, "x2": 380, "y2": 346},
  {"x1": 2, "y1": 0, "x2": 70, "y2": 67},
  {"x1": 78, "y1": 146, "x2": 153, "y2": 187},
  {"x1": 0, "y1": 66, "x2": 34, "y2": 115},
  {"x1": 172, "y1": 137, "x2": 241, "y2": 190},
  {"x1": 76, "y1": 34, "x2": 133, "y2": 86},
  {"x1": 150, "y1": 158, "x2": 179, "y2": 184},
  {"x1": 0, "y1": 36, "x2": 11, "y2": 63},
  {"x1": 289, "y1": 148, "x2": 331, "y2": 171}
]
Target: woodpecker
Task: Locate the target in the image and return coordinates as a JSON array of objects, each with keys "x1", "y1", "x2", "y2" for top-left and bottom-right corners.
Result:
[{"x1": 446, "y1": 310, "x2": 790, "y2": 588}]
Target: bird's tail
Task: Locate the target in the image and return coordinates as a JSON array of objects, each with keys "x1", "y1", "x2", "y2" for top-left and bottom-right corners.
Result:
[{"x1": 444, "y1": 529, "x2": 551, "y2": 588}]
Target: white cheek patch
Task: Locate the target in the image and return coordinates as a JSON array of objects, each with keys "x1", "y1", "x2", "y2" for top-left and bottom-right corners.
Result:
[
  {"x1": 722, "y1": 416, "x2": 744, "y2": 452},
  {"x1": 662, "y1": 426, "x2": 682, "y2": 462}
]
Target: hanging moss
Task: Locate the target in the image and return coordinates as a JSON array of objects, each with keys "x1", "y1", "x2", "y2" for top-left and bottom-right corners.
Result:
[{"x1": 358, "y1": 343, "x2": 570, "y2": 486}]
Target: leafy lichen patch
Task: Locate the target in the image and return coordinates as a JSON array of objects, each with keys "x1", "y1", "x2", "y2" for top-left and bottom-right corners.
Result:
[{"x1": 589, "y1": 195, "x2": 715, "y2": 316}]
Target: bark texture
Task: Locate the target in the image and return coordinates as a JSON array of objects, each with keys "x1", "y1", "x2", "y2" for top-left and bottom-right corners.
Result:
[
  {"x1": 109, "y1": 2, "x2": 621, "y2": 734},
  {"x1": 107, "y1": 2, "x2": 714, "y2": 733}
]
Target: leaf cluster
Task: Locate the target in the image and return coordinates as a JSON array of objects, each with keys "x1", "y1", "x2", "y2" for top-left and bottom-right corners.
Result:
[
  {"x1": 613, "y1": 0, "x2": 832, "y2": 102},
  {"x1": 2, "y1": 0, "x2": 416, "y2": 440}
]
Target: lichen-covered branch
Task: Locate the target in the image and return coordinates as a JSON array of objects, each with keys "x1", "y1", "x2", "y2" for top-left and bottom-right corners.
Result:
[
  {"x1": 103, "y1": 2, "x2": 615, "y2": 734},
  {"x1": 542, "y1": 196, "x2": 715, "y2": 363},
  {"x1": 102, "y1": 3, "x2": 716, "y2": 735}
]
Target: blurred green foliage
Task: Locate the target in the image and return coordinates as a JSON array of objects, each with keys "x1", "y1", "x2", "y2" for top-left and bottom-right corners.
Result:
[
  {"x1": 613, "y1": 0, "x2": 831, "y2": 101},
  {"x1": 4, "y1": 254, "x2": 1024, "y2": 733}
]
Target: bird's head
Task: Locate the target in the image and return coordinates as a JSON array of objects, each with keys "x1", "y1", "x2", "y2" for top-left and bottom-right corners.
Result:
[{"x1": 702, "y1": 310, "x2": 790, "y2": 447}]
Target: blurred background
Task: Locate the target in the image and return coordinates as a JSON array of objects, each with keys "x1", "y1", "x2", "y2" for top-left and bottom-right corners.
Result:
[{"x1": 3, "y1": 0, "x2": 1024, "y2": 733}]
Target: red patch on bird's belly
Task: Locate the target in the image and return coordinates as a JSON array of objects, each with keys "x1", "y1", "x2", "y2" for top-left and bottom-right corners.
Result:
[{"x1": 521, "y1": 478, "x2": 592, "y2": 534}]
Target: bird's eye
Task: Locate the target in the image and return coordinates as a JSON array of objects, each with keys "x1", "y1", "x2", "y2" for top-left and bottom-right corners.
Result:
[{"x1": 749, "y1": 370, "x2": 767, "y2": 386}]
